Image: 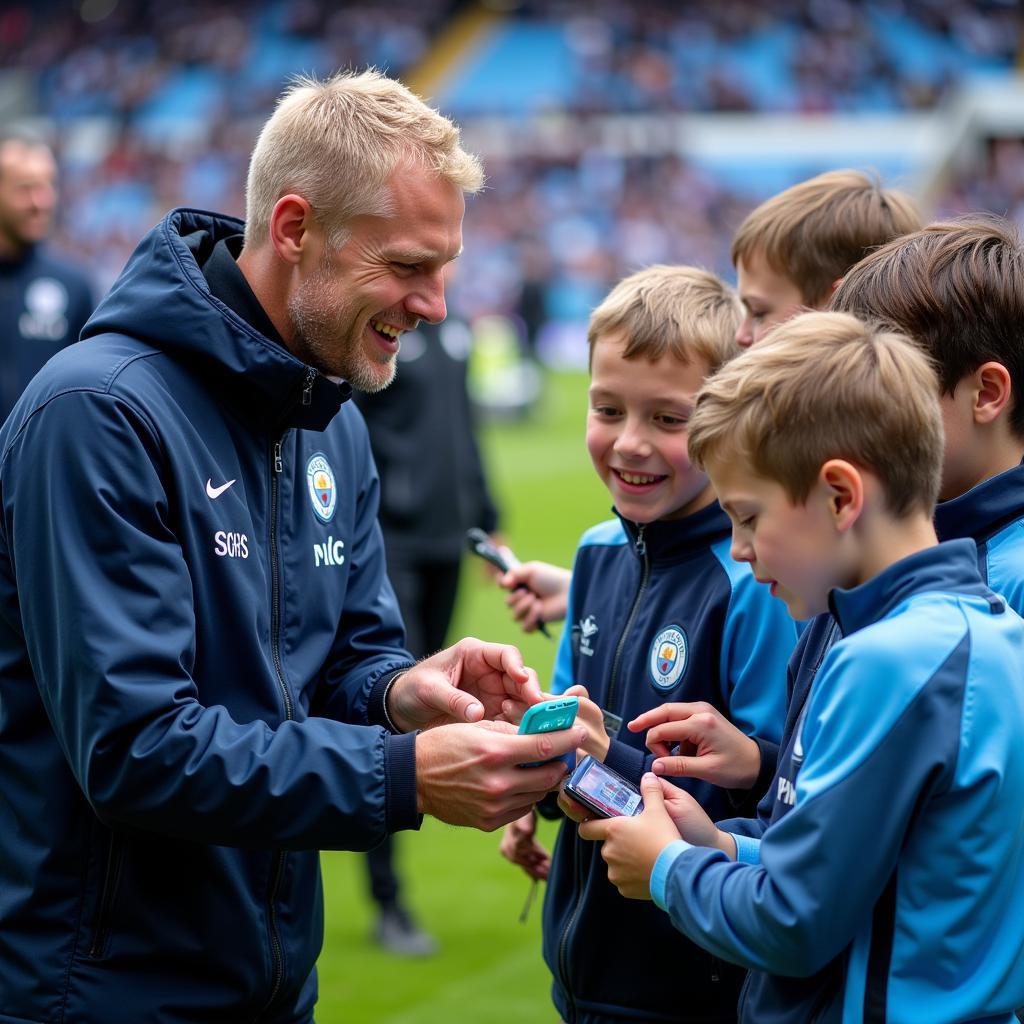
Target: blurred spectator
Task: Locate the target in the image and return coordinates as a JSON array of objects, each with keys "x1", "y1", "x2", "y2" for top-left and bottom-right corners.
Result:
[{"x1": 0, "y1": 127, "x2": 93, "y2": 423}]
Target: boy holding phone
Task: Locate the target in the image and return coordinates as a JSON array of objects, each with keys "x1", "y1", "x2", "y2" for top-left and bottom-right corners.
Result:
[
  {"x1": 501, "y1": 265, "x2": 796, "y2": 1024},
  {"x1": 583, "y1": 312, "x2": 1024, "y2": 1020}
]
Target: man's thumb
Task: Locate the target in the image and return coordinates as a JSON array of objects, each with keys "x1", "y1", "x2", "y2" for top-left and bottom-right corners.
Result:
[{"x1": 423, "y1": 673, "x2": 484, "y2": 723}]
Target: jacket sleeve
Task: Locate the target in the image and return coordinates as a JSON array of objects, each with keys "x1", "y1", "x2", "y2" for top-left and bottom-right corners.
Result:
[
  {"x1": 715, "y1": 547, "x2": 795, "y2": 745},
  {"x1": 4, "y1": 390, "x2": 416, "y2": 851},
  {"x1": 650, "y1": 628, "x2": 965, "y2": 976}
]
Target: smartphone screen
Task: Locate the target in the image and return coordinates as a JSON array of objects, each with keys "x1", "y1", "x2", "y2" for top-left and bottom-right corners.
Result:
[{"x1": 570, "y1": 757, "x2": 643, "y2": 817}]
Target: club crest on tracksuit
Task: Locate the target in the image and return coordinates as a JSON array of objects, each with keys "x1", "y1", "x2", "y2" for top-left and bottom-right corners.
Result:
[
  {"x1": 306, "y1": 453, "x2": 337, "y2": 523},
  {"x1": 649, "y1": 625, "x2": 687, "y2": 690}
]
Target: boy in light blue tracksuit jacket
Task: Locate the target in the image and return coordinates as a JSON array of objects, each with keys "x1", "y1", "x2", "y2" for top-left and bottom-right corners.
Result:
[
  {"x1": 578, "y1": 311, "x2": 1024, "y2": 1023},
  {"x1": 500, "y1": 265, "x2": 796, "y2": 1024}
]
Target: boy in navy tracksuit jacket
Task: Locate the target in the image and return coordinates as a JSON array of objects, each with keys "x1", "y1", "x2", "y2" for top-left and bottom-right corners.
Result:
[
  {"x1": 501, "y1": 265, "x2": 796, "y2": 1023},
  {"x1": 624, "y1": 219, "x2": 1024, "y2": 1021},
  {"x1": 581, "y1": 311, "x2": 1024, "y2": 1023}
]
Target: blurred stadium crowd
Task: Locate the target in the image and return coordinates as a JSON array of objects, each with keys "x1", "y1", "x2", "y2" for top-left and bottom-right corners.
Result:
[{"x1": 2, "y1": 0, "x2": 1021, "y2": 359}]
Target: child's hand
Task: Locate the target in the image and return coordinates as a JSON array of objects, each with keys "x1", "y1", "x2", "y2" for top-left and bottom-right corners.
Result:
[
  {"x1": 499, "y1": 561, "x2": 571, "y2": 634},
  {"x1": 657, "y1": 780, "x2": 736, "y2": 857},
  {"x1": 629, "y1": 701, "x2": 762, "y2": 790},
  {"x1": 577, "y1": 774, "x2": 683, "y2": 900},
  {"x1": 563, "y1": 684, "x2": 610, "y2": 762},
  {"x1": 500, "y1": 809, "x2": 551, "y2": 880}
]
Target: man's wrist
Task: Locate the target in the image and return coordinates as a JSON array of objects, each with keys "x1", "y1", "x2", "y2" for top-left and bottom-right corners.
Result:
[{"x1": 382, "y1": 670, "x2": 408, "y2": 733}]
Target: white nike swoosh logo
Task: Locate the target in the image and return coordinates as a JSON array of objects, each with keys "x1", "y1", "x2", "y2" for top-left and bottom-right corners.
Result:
[{"x1": 206, "y1": 478, "x2": 236, "y2": 499}]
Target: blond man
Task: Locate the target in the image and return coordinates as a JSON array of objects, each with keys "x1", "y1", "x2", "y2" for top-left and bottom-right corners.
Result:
[
  {"x1": 0, "y1": 71, "x2": 586, "y2": 1023},
  {"x1": 582, "y1": 312, "x2": 1024, "y2": 1022}
]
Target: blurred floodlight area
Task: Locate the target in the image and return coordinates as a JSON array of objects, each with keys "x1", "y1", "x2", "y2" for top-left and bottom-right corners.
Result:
[{"x1": 3, "y1": 0, "x2": 1022, "y2": 373}]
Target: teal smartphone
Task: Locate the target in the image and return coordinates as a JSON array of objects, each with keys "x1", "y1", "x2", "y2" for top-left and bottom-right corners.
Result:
[{"x1": 518, "y1": 696, "x2": 579, "y2": 768}]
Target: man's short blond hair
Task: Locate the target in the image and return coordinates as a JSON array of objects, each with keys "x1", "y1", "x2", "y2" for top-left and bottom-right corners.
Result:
[
  {"x1": 244, "y1": 69, "x2": 484, "y2": 248},
  {"x1": 731, "y1": 170, "x2": 921, "y2": 307},
  {"x1": 587, "y1": 265, "x2": 742, "y2": 373},
  {"x1": 688, "y1": 311, "x2": 943, "y2": 518}
]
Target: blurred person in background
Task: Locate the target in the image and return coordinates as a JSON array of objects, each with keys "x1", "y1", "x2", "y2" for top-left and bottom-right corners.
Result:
[
  {"x1": 0, "y1": 127, "x2": 94, "y2": 423},
  {"x1": 354, "y1": 310, "x2": 501, "y2": 957}
]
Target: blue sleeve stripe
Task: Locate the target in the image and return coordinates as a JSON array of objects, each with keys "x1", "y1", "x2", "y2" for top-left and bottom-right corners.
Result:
[
  {"x1": 651, "y1": 839, "x2": 691, "y2": 909},
  {"x1": 578, "y1": 518, "x2": 628, "y2": 549},
  {"x1": 709, "y1": 535, "x2": 794, "y2": 742}
]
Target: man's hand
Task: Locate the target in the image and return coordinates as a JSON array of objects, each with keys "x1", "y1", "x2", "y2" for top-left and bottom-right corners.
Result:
[
  {"x1": 499, "y1": 561, "x2": 571, "y2": 634},
  {"x1": 577, "y1": 774, "x2": 685, "y2": 900},
  {"x1": 416, "y1": 720, "x2": 587, "y2": 833},
  {"x1": 387, "y1": 638, "x2": 544, "y2": 733},
  {"x1": 629, "y1": 702, "x2": 762, "y2": 790},
  {"x1": 500, "y1": 809, "x2": 551, "y2": 880}
]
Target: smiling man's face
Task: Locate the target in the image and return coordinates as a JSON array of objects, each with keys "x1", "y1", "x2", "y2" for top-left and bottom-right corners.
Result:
[{"x1": 287, "y1": 161, "x2": 465, "y2": 391}]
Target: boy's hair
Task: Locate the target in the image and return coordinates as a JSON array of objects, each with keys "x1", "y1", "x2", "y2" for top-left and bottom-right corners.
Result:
[
  {"x1": 731, "y1": 170, "x2": 921, "y2": 307},
  {"x1": 245, "y1": 68, "x2": 484, "y2": 248},
  {"x1": 587, "y1": 264, "x2": 742, "y2": 372},
  {"x1": 688, "y1": 311, "x2": 943, "y2": 517},
  {"x1": 830, "y1": 216, "x2": 1024, "y2": 438}
]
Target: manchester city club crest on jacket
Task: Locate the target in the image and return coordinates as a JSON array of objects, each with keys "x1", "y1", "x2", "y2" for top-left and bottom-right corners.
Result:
[
  {"x1": 649, "y1": 625, "x2": 687, "y2": 690},
  {"x1": 306, "y1": 453, "x2": 337, "y2": 523}
]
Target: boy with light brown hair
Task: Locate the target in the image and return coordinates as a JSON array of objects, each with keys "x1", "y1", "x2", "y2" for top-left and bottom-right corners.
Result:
[
  {"x1": 501, "y1": 264, "x2": 796, "y2": 1024},
  {"x1": 731, "y1": 169, "x2": 920, "y2": 347},
  {"x1": 578, "y1": 310, "x2": 1024, "y2": 1022}
]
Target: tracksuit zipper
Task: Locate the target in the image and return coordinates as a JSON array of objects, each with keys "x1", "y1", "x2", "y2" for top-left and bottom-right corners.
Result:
[
  {"x1": 605, "y1": 524, "x2": 649, "y2": 714},
  {"x1": 556, "y1": 524, "x2": 649, "y2": 1018},
  {"x1": 260, "y1": 432, "x2": 294, "y2": 1014},
  {"x1": 88, "y1": 833, "x2": 123, "y2": 958},
  {"x1": 556, "y1": 832, "x2": 586, "y2": 1023}
]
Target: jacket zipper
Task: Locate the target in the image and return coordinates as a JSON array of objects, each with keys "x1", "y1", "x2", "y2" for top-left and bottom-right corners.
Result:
[
  {"x1": 605, "y1": 524, "x2": 649, "y2": 714},
  {"x1": 260, "y1": 433, "x2": 294, "y2": 1014},
  {"x1": 555, "y1": 524, "x2": 648, "y2": 1016},
  {"x1": 556, "y1": 833, "x2": 586, "y2": 1023},
  {"x1": 88, "y1": 833, "x2": 123, "y2": 958}
]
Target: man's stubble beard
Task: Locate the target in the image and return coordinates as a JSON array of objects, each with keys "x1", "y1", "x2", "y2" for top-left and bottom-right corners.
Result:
[{"x1": 286, "y1": 261, "x2": 397, "y2": 394}]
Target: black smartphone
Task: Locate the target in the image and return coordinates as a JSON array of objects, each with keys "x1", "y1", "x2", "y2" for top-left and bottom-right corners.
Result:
[
  {"x1": 465, "y1": 528, "x2": 552, "y2": 638},
  {"x1": 564, "y1": 755, "x2": 644, "y2": 819}
]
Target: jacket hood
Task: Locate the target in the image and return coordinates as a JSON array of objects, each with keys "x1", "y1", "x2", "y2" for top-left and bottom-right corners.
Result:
[{"x1": 82, "y1": 208, "x2": 347, "y2": 430}]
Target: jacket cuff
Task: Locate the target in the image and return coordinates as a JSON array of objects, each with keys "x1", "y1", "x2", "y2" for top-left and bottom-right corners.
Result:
[
  {"x1": 604, "y1": 737, "x2": 647, "y2": 786},
  {"x1": 727, "y1": 736, "x2": 779, "y2": 809},
  {"x1": 731, "y1": 832, "x2": 762, "y2": 865},
  {"x1": 651, "y1": 839, "x2": 691, "y2": 910},
  {"x1": 367, "y1": 665, "x2": 415, "y2": 733},
  {"x1": 383, "y1": 731, "x2": 421, "y2": 834}
]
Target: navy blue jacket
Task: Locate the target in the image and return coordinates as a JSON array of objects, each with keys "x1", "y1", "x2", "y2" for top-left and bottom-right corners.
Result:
[
  {"x1": 543, "y1": 507, "x2": 795, "y2": 1023},
  {"x1": 718, "y1": 459, "x2": 1024, "y2": 1023},
  {"x1": 659, "y1": 541, "x2": 1024, "y2": 1023},
  {"x1": 0, "y1": 244, "x2": 94, "y2": 423},
  {"x1": 0, "y1": 210, "x2": 420, "y2": 1023}
]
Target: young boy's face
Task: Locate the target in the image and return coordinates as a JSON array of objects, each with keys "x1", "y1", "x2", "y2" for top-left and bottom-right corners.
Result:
[
  {"x1": 735, "y1": 250, "x2": 807, "y2": 348},
  {"x1": 587, "y1": 332, "x2": 715, "y2": 525},
  {"x1": 708, "y1": 454, "x2": 849, "y2": 619}
]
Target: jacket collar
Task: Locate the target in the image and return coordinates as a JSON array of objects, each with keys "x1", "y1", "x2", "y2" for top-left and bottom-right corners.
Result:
[
  {"x1": 615, "y1": 500, "x2": 731, "y2": 563},
  {"x1": 82, "y1": 209, "x2": 350, "y2": 432},
  {"x1": 828, "y1": 539, "x2": 986, "y2": 636},
  {"x1": 934, "y1": 459, "x2": 1024, "y2": 546}
]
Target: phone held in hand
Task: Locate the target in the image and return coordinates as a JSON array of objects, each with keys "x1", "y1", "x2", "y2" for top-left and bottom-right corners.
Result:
[
  {"x1": 564, "y1": 755, "x2": 644, "y2": 819},
  {"x1": 518, "y1": 696, "x2": 579, "y2": 768}
]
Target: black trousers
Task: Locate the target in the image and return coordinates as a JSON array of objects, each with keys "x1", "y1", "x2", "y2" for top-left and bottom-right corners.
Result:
[{"x1": 364, "y1": 553, "x2": 462, "y2": 907}]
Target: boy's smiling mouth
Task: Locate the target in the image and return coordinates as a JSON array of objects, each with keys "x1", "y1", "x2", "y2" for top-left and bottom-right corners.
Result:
[{"x1": 613, "y1": 469, "x2": 666, "y2": 488}]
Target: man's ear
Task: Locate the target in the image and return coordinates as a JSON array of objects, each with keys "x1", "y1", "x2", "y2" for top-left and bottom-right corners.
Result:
[
  {"x1": 268, "y1": 194, "x2": 315, "y2": 265},
  {"x1": 819, "y1": 459, "x2": 863, "y2": 532},
  {"x1": 972, "y1": 361, "x2": 1012, "y2": 426}
]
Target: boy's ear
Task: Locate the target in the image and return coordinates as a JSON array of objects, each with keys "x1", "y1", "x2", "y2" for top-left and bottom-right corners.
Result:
[
  {"x1": 819, "y1": 459, "x2": 863, "y2": 532},
  {"x1": 821, "y1": 277, "x2": 844, "y2": 308},
  {"x1": 971, "y1": 361, "x2": 1012, "y2": 426}
]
